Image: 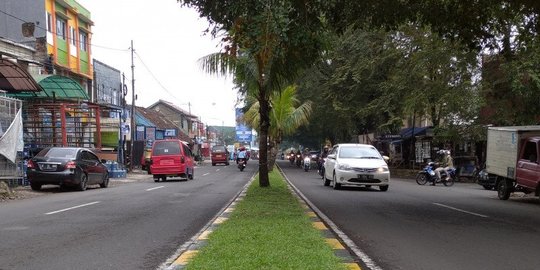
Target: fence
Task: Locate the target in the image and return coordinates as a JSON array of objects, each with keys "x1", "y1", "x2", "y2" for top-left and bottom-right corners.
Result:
[{"x1": 0, "y1": 94, "x2": 24, "y2": 187}]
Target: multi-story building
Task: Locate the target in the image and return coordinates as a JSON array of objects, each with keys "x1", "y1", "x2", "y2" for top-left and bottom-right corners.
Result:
[{"x1": 0, "y1": 0, "x2": 93, "y2": 93}]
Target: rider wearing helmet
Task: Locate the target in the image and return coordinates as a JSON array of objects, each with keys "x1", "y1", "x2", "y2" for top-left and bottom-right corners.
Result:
[
  {"x1": 237, "y1": 146, "x2": 248, "y2": 165},
  {"x1": 434, "y1": 149, "x2": 454, "y2": 184}
]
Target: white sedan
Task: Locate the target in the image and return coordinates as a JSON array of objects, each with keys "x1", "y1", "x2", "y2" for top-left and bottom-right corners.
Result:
[{"x1": 323, "y1": 143, "x2": 390, "y2": 191}]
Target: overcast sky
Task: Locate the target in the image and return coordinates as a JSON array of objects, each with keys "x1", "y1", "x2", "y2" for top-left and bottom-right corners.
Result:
[{"x1": 77, "y1": 0, "x2": 237, "y2": 126}]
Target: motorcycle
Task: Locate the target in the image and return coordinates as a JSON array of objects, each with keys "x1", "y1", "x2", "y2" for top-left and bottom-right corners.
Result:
[
  {"x1": 289, "y1": 154, "x2": 295, "y2": 165},
  {"x1": 238, "y1": 158, "x2": 246, "y2": 171},
  {"x1": 303, "y1": 156, "x2": 311, "y2": 172},
  {"x1": 317, "y1": 157, "x2": 325, "y2": 179},
  {"x1": 295, "y1": 154, "x2": 302, "y2": 167},
  {"x1": 416, "y1": 162, "x2": 455, "y2": 186}
]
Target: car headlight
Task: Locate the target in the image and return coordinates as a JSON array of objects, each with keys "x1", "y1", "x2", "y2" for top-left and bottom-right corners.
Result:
[
  {"x1": 377, "y1": 166, "x2": 389, "y2": 173},
  {"x1": 338, "y1": 163, "x2": 353, "y2": 170}
]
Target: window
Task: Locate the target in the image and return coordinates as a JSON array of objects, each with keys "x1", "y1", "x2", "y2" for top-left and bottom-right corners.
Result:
[
  {"x1": 153, "y1": 141, "x2": 181, "y2": 155},
  {"x1": 79, "y1": 31, "x2": 88, "y2": 51},
  {"x1": 46, "y1": 12, "x2": 52, "y2": 32},
  {"x1": 56, "y1": 17, "x2": 66, "y2": 40},
  {"x1": 521, "y1": 141, "x2": 538, "y2": 163},
  {"x1": 70, "y1": 26, "x2": 77, "y2": 46}
]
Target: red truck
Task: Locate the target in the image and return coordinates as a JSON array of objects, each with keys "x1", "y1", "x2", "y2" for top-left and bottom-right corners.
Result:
[{"x1": 486, "y1": 126, "x2": 540, "y2": 200}]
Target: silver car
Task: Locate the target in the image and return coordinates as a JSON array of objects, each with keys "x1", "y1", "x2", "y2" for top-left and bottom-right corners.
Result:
[{"x1": 323, "y1": 144, "x2": 390, "y2": 191}]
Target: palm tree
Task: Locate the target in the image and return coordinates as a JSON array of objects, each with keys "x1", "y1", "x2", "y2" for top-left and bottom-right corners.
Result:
[{"x1": 243, "y1": 85, "x2": 312, "y2": 170}]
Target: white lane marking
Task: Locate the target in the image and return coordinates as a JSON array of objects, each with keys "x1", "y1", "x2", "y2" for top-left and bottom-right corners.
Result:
[
  {"x1": 216, "y1": 169, "x2": 220, "y2": 172},
  {"x1": 202, "y1": 173, "x2": 210, "y2": 176},
  {"x1": 146, "y1": 186, "x2": 165, "y2": 191},
  {"x1": 45, "y1": 201, "x2": 101, "y2": 215},
  {"x1": 433, "y1": 203, "x2": 489, "y2": 218}
]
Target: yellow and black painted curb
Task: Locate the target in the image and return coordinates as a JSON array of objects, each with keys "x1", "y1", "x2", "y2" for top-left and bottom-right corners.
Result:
[{"x1": 162, "y1": 167, "x2": 369, "y2": 270}]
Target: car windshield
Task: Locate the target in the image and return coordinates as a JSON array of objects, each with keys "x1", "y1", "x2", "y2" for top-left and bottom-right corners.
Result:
[
  {"x1": 37, "y1": 148, "x2": 78, "y2": 159},
  {"x1": 338, "y1": 147, "x2": 381, "y2": 159},
  {"x1": 153, "y1": 141, "x2": 181, "y2": 155},
  {"x1": 212, "y1": 146, "x2": 226, "y2": 153}
]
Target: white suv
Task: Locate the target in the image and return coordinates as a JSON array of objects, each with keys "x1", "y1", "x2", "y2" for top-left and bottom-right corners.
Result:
[{"x1": 323, "y1": 144, "x2": 390, "y2": 191}]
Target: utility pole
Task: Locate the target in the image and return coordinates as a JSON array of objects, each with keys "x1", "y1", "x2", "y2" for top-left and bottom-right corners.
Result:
[{"x1": 130, "y1": 40, "x2": 135, "y2": 171}]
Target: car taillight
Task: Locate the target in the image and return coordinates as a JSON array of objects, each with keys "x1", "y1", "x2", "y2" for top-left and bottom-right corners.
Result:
[
  {"x1": 66, "y1": 161, "x2": 76, "y2": 169},
  {"x1": 181, "y1": 156, "x2": 185, "y2": 164},
  {"x1": 26, "y1": 160, "x2": 36, "y2": 169}
]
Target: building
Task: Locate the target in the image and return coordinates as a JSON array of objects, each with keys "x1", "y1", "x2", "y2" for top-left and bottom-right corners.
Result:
[
  {"x1": 147, "y1": 99, "x2": 197, "y2": 142},
  {"x1": 0, "y1": 0, "x2": 93, "y2": 93}
]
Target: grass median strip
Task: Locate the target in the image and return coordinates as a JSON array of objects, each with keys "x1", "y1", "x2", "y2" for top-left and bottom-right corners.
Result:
[{"x1": 184, "y1": 169, "x2": 346, "y2": 270}]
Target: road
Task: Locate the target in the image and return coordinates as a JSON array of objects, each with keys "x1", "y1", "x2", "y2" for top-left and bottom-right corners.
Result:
[
  {"x1": 278, "y1": 160, "x2": 540, "y2": 270},
  {"x1": 0, "y1": 162, "x2": 255, "y2": 270}
]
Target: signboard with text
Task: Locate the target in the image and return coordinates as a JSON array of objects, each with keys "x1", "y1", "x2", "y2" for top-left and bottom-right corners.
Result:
[{"x1": 235, "y1": 108, "x2": 252, "y2": 142}]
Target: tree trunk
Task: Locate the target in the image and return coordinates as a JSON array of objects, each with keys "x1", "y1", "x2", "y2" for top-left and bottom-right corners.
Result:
[
  {"x1": 267, "y1": 141, "x2": 279, "y2": 171},
  {"x1": 258, "y1": 94, "x2": 270, "y2": 187}
]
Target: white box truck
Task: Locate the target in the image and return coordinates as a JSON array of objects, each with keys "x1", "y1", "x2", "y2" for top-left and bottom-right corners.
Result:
[{"x1": 486, "y1": 126, "x2": 540, "y2": 200}]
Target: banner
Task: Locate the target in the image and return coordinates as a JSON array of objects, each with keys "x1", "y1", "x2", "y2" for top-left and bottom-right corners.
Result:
[
  {"x1": 0, "y1": 109, "x2": 24, "y2": 163},
  {"x1": 235, "y1": 108, "x2": 252, "y2": 142}
]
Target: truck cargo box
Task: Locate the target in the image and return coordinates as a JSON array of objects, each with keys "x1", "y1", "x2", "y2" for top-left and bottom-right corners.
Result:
[{"x1": 486, "y1": 126, "x2": 540, "y2": 180}]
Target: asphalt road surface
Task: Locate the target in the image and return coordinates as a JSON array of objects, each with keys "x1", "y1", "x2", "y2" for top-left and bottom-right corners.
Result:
[
  {"x1": 0, "y1": 162, "x2": 255, "y2": 270},
  {"x1": 278, "y1": 160, "x2": 540, "y2": 270}
]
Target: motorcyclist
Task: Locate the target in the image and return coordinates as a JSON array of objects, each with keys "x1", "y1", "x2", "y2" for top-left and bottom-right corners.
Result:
[
  {"x1": 237, "y1": 146, "x2": 248, "y2": 165},
  {"x1": 434, "y1": 150, "x2": 454, "y2": 184},
  {"x1": 318, "y1": 146, "x2": 329, "y2": 173}
]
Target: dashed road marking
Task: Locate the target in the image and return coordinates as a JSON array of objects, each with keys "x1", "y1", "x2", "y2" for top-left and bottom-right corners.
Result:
[
  {"x1": 433, "y1": 203, "x2": 489, "y2": 218},
  {"x1": 45, "y1": 201, "x2": 100, "y2": 215},
  {"x1": 146, "y1": 186, "x2": 165, "y2": 191}
]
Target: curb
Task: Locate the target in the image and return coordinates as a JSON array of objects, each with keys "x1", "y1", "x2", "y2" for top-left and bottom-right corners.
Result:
[
  {"x1": 276, "y1": 165, "x2": 378, "y2": 270},
  {"x1": 159, "y1": 166, "x2": 372, "y2": 270},
  {"x1": 158, "y1": 171, "x2": 258, "y2": 270}
]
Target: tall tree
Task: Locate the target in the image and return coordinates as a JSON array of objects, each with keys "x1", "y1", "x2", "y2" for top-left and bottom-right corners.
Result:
[{"x1": 180, "y1": 0, "x2": 326, "y2": 186}]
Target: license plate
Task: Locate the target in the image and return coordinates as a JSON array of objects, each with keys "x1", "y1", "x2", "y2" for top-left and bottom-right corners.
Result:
[
  {"x1": 357, "y1": 175, "x2": 373, "y2": 180},
  {"x1": 41, "y1": 164, "x2": 57, "y2": 171},
  {"x1": 216, "y1": 155, "x2": 222, "y2": 158},
  {"x1": 160, "y1": 160, "x2": 174, "y2": 165}
]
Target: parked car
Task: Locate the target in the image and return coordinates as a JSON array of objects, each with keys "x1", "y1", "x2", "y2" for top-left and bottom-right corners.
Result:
[
  {"x1": 26, "y1": 147, "x2": 109, "y2": 191},
  {"x1": 323, "y1": 143, "x2": 390, "y2": 191},
  {"x1": 211, "y1": 145, "x2": 229, "y2": 166},
  {"x1": 148, "y1": 139, "x2": 195, "y2": 182}
]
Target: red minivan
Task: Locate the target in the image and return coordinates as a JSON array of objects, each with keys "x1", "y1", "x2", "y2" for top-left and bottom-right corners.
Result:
[
  {"x1": 148, "y1": 139, "x2": 195, "y2": 182},
  {"x1": 211, "y1": 145, "x2": 230, "y2": 166}
]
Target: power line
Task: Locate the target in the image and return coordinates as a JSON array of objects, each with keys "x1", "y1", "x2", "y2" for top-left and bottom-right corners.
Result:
[
  {"x1": 133, "y1": 51, "x2": 190, "y2": 109},
  {"x1": 0, "y1": 8, "x2": 129, "y2": 52}
]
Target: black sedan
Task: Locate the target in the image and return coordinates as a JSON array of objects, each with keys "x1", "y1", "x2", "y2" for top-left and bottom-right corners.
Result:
[{"x1": 27, "y1": 147, "x2": 109, "y2": 191}]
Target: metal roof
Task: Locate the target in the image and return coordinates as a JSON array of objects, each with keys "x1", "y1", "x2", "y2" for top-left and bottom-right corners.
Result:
[
  {"x1": 0, "y1": 59, "x2": 43, "y2": 92},
  {"x1": 7, "y1": 75, "x2": 89, "y2": 100}
]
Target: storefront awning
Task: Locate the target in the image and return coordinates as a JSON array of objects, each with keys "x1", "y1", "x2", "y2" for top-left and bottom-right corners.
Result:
[
  {"x1": 0, "y1": 59, "x2": 43, "y2": 92},
  {"x1": 33, "y1": 75, "x2": 89, "y2": 100},
  {"x1": 400, "y1": 127, "x2": 429, "y2": 139}
]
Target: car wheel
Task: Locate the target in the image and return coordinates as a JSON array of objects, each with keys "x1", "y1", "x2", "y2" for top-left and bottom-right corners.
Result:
[
  {"x1": 323, "y1": 175, "x2": 330, "y2": 186},
  {"x1": 497, "y1": 179, "x2": 512, "y2": 200},
  {"x1": 100, "y1": 172, "x2": 109, "y2": 188},
  {"x1": 30, "y1": 182, "x2": 42, "y2": 191},
  {"x1": 379, "y1": 185, "x2": 389, "y2": 191},
  {"x1": 332, "y1": 173, "x2": 341, "y2": 190},
  {"x1": 212, "y1": 163, "x2": 216, "y2": 166},
  {"x1": 77, "y1": 173, "x2": 88, "y2": 191}
]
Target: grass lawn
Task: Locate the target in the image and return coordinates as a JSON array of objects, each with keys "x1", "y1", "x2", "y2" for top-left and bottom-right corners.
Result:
[{"x1": 185, "y1": 169, "x2": 346, "y2": 270}]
